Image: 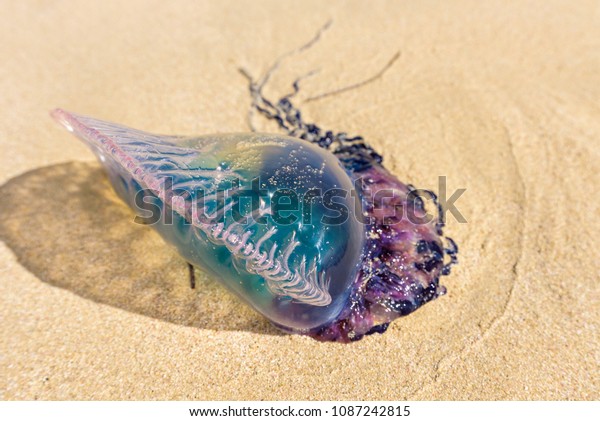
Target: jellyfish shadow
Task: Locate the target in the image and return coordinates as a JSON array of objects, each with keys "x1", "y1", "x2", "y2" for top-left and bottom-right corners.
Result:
[{"x1": 0, "y1": 161, "x2": 282, "y2": 336}]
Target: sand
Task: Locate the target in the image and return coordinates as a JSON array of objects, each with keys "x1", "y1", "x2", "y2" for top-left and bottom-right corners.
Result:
[{"x1": 0, "y1": 0, "x2": 598, "y2": 400}]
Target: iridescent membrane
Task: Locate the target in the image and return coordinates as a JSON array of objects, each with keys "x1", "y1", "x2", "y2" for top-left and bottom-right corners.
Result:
[{"x1": 52, "y1": 106, "x2": 457, "y2": 342}]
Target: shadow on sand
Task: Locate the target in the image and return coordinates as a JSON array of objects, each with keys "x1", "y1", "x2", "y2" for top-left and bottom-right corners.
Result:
[{"x1": 0, "y1": 161, "x2": 282, "y2": 336}]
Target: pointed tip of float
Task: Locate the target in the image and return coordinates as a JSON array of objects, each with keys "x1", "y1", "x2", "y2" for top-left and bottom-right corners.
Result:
[
  {"x1": 50, "y1": 108, "x2": 76, "y2": 132},
  {"x1": 50, "y1": 108, "x2": 109, "y2": 153}
]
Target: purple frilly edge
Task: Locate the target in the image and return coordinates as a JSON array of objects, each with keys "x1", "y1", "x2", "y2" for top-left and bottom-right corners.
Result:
[{"x1": 308, "y1": 163, "x2": 456, "y2": 342}]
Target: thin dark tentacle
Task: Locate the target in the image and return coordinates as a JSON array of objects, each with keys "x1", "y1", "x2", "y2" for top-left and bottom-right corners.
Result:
[
  {"x1": 305, "y1": 51, "x2": 401, "y2": 102},
  {"x1": 188, "y1": 263, "x2": 196, "y2": 289},
  {"x1": 239, "y1": 46, "x2": 398, "y2": 169},
  {"x1": 257, "y1": 20, "x2": 332, "y2": 92}
]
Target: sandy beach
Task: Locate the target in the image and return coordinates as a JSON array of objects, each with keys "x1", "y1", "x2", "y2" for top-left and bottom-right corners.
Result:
[{"x1": 1, "y1": 0, "x2": 598, "y2": 400}]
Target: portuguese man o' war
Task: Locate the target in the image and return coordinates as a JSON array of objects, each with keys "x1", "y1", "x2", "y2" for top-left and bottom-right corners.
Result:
[{"x1": 51, "y1": 26, "x2": 457, "y2": 343}]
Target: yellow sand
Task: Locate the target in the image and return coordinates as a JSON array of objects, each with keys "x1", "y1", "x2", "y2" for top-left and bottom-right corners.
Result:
[{"x1": 0, "y1": 0, "x2": 598, "y2": 400}]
